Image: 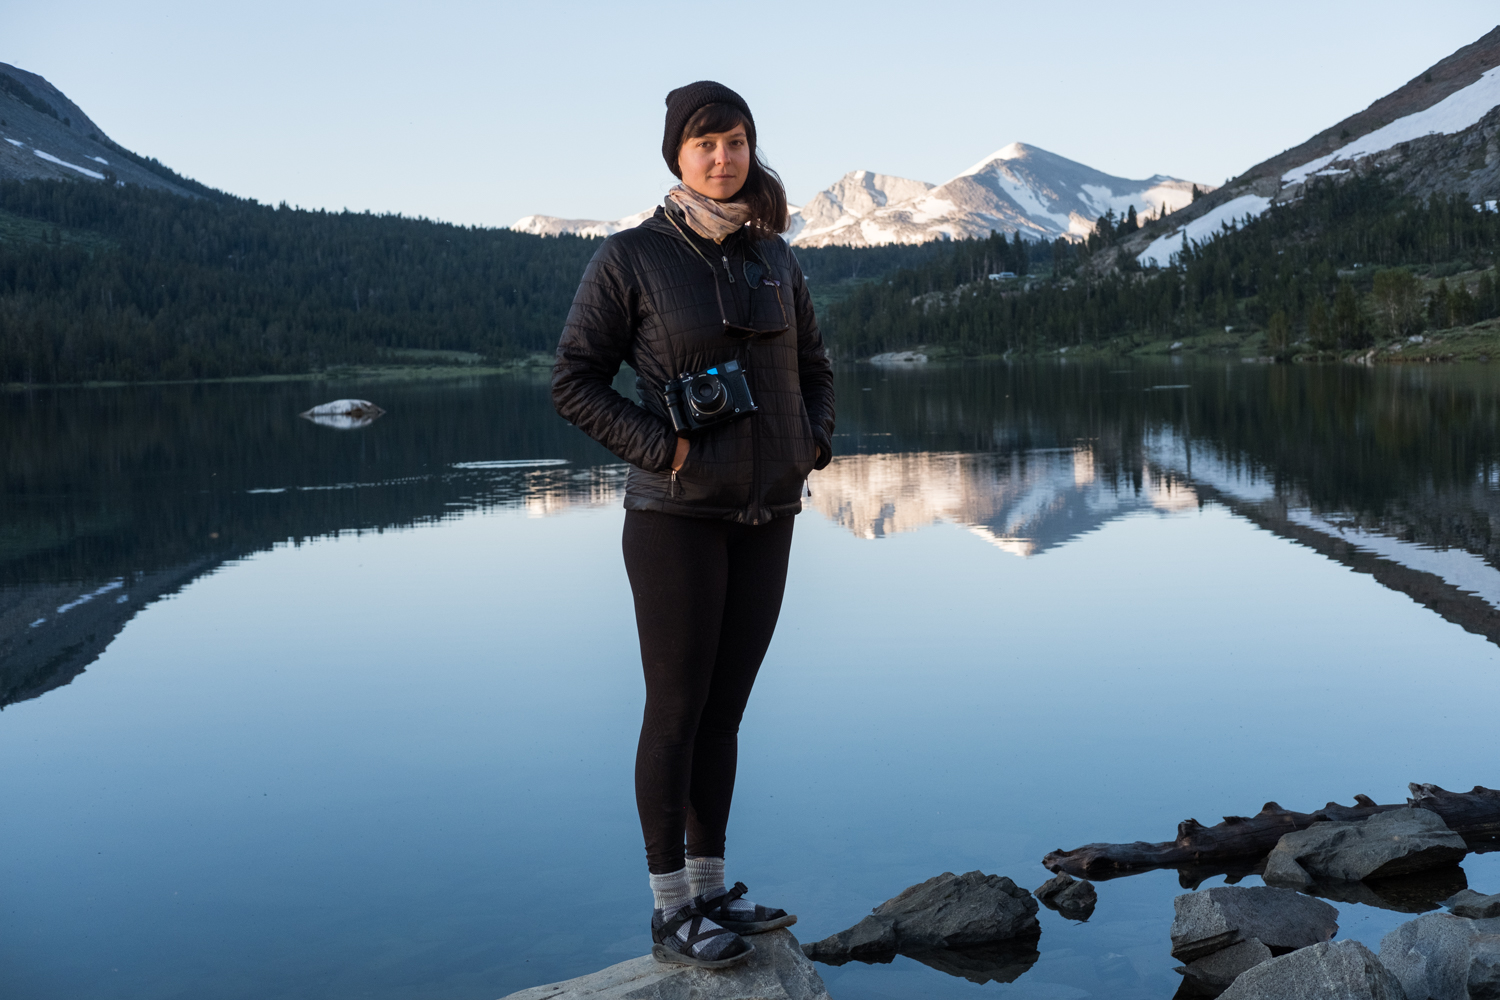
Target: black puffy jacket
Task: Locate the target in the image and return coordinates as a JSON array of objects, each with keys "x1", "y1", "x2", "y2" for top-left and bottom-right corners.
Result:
[{"x1": 552, "y1": 205, "x2": 835, "y2": 524}]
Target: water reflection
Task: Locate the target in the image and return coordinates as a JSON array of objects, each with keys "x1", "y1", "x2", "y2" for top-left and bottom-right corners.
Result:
[
  {"x1": 6, "y1": 361, "x2": 1500, "y2": 710},
  {"x1": 811, "y1": 448, "x2": 1193, "y2": 555}
]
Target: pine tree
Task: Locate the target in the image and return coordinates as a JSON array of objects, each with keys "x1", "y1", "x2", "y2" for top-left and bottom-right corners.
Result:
[
  {"x1": 1334, "y1": 280, "x2": 1365, "y2": 348},
  {"x1": 1266, "y1": 309, "x2": 1292, "y2": 359},
  {"x1": 1308, "y1": 297, "x2": 1335, "y2": 351},
  {"x1": 1477, "y1": 269, "x2": 1497, "y2": 320},
  {"x1": 1428, "y1": 277, "x2": 1451, "y2": 328},
  {"x1": 1450, "y1": 283, "x2": 1476, "y2": 326}
]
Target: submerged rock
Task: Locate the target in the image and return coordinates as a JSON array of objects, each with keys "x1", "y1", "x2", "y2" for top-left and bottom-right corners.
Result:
[
  {"x1": 1035, "y1": 873, "x2": 1097, "y2": 921},
  {"x1": 1263, "y1": 808, "x2": 1467, "y2": 887},
  {"x1": 1445, "y1": 889, "x2": 1500, "y2": 919},
  {"x1": 802, "y1": 870, "x2": 1039, "y2": 965},
  {"x1": 1378, "y1": 911, "x2": 1500, "y2": 1000},
  {"x1": 1169, "y1": 886, "x2": 1338, "y2": 963},
  {"x1": 1218, "y1": 940, "x2": 1405, "y2": 1000},
  {"x1": 498, "y1": 928, "x2": 829, "y2": 1000}
]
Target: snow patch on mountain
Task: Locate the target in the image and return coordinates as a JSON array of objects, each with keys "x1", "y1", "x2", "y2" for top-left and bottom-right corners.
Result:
[
  {"x1": 511, "y1": 144, "x2": 1210, "y2": 248},
  {"x1": 1283, "y1": 66, "x2": 1500, "y2": 184},
  {"x1": 33, "y1": 149, "x2": 105, "y2": 180},
  {"x1": 1137, "y1": 194, "x2": 1272, "y2": 267},
  {"x1": 511, "y1": 208, "x2": 655, "y2": 238}
]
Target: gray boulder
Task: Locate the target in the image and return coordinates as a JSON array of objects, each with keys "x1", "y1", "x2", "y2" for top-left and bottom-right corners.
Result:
[
  {"x1": 1445, "y1": 890, "x2": 1500, "y2": 920},
  {"x1": 1170, "y1": 886, "x2": 1339, "y2": 963},
  {"x1": 1378, "y1": 912, "x2": 1500, "y2": 1000},
  {"x1": 497, "y1": 928, "x2": 830, "y2": 1000},
  {"x1": 1218, "y1": 940, "x2": 1406, "y2": 1000},
  {"x1": 1035, "y1": 873, "x2": 1097, "y2": 921},
  {"x1": 1264, "y1": 808, "x2": 1467, "y2": 887},
  {"x1": 1178, "y1": 937, "x2": 1274, "y2": 990},
  {"x1": 802, "y1": 871, "x2": 1039, "y2": 964}
]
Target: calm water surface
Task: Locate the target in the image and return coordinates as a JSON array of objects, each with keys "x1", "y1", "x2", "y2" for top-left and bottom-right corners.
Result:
[{"x1": 3, "y1": 361, "x2": 1500, "y2": 1000}]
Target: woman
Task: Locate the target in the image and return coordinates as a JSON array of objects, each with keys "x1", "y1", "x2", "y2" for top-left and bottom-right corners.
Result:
[{"x1": 552, "y1": 81, "x2": 835, "y2": 969}]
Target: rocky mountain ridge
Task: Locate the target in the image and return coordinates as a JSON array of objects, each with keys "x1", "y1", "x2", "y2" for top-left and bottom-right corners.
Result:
[
  {"x1": 1128, "y1": 26, "x2": 1500, "y2": 269},
  {"x1": 0, "y1": 62, "x2": 202, "y2": 197},
  {"x1": 514, "y1": 144, "x2": 1211, "y2": 248}
]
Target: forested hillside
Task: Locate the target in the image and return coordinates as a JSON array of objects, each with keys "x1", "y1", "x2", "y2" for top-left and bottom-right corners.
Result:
[
  {"x1": 0, "y1": 179, "x2": 952, "y2": 384},
  {"x1": 0, "y1": 180, "x2": 604, "y2": 383},
  {"x1": 9, "y1": 171, "x2": 1498, "y2": 383},
  {"x1": 820, "y1": 175, "x2": 1500, "y2": 359}
]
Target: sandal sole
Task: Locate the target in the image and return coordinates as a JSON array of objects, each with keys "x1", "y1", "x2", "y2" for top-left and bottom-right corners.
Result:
[
  {"x1": 651, "y1": 942, "x2": 756, "y2": 969},
  {"x1": 716, "y1": 913, "x2": 797, "y2": 935}
]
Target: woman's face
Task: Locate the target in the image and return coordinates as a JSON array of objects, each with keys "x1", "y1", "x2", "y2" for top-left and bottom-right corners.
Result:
[{"x1": 677, "y1": 124, "x2": 751, "y2": 201}]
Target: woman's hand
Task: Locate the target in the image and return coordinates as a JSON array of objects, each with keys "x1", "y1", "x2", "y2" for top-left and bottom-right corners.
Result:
[{"x1": 672, "y1": 436, "x2": 690, "y2": 472}]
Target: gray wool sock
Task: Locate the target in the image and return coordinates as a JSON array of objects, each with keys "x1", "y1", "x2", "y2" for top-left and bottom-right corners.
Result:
[
  {"x1": 649, "y1": 868, "x2": 692, "y2": 916},
  {"x1": 685, "y1": 855, "x2": 726, "y2": 899}
]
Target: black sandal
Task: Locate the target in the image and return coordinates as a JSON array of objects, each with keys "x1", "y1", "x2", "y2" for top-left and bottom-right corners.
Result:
[
  {"x1": 695, "y1": 882, "x2": 797, "y2": 935},
  {"x1": 651, "y1": 903, "x2": 754, "y2": 969}
]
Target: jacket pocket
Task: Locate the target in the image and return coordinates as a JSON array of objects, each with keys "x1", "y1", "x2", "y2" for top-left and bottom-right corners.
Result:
[{"x1": 669, "y1": 426, "x2": 750, "y2": 508}]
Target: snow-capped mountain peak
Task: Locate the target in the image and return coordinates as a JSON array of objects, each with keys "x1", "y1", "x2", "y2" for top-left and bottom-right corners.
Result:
[
  {"x1": 787, "y1": 170, "x2": 935, "y2": 244},
  {"x1": 510, "y1": 144, "x2": 1210, "y2": 248},
  {"x1": 792, "y1": 143, "x2": 1206, "y2": 247}
]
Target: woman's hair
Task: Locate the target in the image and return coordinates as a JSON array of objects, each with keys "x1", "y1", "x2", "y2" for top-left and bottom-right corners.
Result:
[{"x1": 678, "y1": 102, "x2": 790, "y2": 235}]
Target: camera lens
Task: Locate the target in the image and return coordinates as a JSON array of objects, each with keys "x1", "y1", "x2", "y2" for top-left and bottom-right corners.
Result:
[{"x1": 689, "y1": 374, "x2": 727, "y2": 415}]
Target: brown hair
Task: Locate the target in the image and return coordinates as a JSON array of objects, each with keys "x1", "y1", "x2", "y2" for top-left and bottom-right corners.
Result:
[{"x1": 676, "y1": 102, "x2": 790, "y2": 236}]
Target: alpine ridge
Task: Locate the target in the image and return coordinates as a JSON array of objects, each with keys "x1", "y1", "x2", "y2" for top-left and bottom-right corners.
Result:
[
  {"x1": 512, "y1": 144, "x2": 1211, "y2": 248},
  {"x1": 0, "y1": 62, "x2": 205, "y2": 196},
  {"x1": 1129, "y1": 25, "x2": 1500, "y2": 269}
]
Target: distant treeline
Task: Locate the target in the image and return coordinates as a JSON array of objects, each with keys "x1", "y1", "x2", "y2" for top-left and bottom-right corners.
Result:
[
  {"x1": 10, "y1": 172, "x2": 1496, "y2": 383},
  {"x1": 820, "y1": 175, "x2": 1500, "y2": 357},
  {"x1": 0, "y1": 179, "x2": 952, "y2": 383},
  {"x1": 0, "y1": 180, "x2": 602, "y2": 383}
]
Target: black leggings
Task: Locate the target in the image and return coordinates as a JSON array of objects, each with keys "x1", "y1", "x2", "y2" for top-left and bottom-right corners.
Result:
[{"x1": 622, "y1": 509, "x2": 795, "y2": 874}]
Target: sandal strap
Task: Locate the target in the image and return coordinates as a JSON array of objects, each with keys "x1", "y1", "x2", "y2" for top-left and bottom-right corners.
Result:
[
  {"x1": 660, "y1": 905, "x2": 738, "y2": 956},
  {"x1": 701, "y1": 881, "x2": 749, "y2": 913},
  {"x1": 680, "y1": 916, "x2": 735, "y2": 951}
]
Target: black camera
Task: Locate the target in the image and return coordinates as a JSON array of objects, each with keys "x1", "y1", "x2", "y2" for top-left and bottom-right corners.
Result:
[{"x1": 664, "y1": 359, "x2": 758, "y2": 433}]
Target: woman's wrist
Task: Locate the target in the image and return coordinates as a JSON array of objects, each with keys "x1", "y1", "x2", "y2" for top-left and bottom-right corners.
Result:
[{"x1": 671, "y1": 436, "x2": 690, "y2": 471}]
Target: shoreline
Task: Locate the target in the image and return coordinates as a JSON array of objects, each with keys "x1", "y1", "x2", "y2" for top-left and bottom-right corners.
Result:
[{"x1": 1, "y1": 356, "x2": 556, "y2": 392}]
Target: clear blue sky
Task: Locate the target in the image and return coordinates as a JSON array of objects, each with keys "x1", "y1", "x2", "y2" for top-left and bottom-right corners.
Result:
[{"x1": 4, "y1": 1, "x2": 1496, "y2": 228}]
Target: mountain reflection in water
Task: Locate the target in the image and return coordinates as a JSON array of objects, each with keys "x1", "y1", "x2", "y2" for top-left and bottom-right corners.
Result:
[
  {"x1": 5, "y1": 360, "x2": 1500, "y2": 709},
  {"x1": 810, "y1": 448, "x2": 1195, "y2": 555}
]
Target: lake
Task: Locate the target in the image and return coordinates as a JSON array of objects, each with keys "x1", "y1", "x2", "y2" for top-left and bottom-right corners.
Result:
[{"x1": 3, "y1": 360, "x2": 1499, "y2": 1000}]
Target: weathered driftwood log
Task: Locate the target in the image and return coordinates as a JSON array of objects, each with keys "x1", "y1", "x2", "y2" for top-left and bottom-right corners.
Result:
[{"x1": 1042, "y1": 785, "x2": 1500, "y2": 880}]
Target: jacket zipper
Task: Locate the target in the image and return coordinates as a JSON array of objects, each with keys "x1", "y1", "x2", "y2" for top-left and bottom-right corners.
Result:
[
  {"x1": 747, "y1": 342, "x2": 760, "y2": 523},
  {"x1": 670, "y1": 468, "x2": 679, "y2": 498},
  {"x1": 722, "y1": 255, "x2": 734, "y2": 283}
]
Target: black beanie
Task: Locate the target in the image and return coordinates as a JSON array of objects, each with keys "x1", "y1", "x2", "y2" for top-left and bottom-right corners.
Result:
[{"x1": 662, "y1": 81, "x2": 755, "y2": 177}]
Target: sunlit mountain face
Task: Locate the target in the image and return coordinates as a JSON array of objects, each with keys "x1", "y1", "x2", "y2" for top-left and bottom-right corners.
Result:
[{"x1": 7, "y1": 360, "x2": 1500, "y2": 708}]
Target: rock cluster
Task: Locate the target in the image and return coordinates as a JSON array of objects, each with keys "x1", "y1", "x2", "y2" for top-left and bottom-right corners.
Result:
[
  {"x1": 802, "y1": 870, "x2": 1039, "y2": 962},
  {"x1": 1218, "y1": 940, "x2": 1406, "y2": 1000},
  {"x1": 1167, "y1": 864, "x2": 1499, "y2": 998},
  {"x1": 1444, "y1": 890, "x2": 1500, "y2": 920},
  {"x1": 498, "y1": 929, "x2": 829, "y2": 1000},
  {"x1": 801, "y1": 871, "x2": 1040, "y2": 984},
  {"x1": 1171, "y1": 886, "x2": 1339, "y2": 963},
  {"x1": 1264, "y1": 808, "x2": 1468, "y2": 888},
  {"x1": 1034, "y1": 873, "x2": 1096, "y2": 921},
  {"x1": 1379, "y1": 912, "x2": 1500, "y2": 1000}
]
